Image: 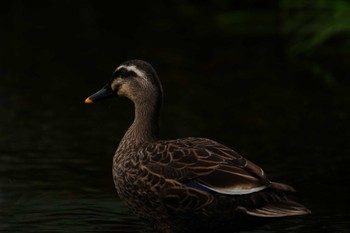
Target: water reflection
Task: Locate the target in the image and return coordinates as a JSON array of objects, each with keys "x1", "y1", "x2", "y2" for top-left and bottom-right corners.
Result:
[
  {"x1": 1, "y1": 67, "x2": 350, "y2": 233},
  {"x1": 0, "y1": 69, "x2": 349, "y2": 232},
  {"x1": 1, "y1": 193, "x2": 142, "y2": 233}
]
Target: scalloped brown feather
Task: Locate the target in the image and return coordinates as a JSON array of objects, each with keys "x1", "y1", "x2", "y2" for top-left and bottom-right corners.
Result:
[{"x1": 141, "y1": 137, "x2": 271, "y2": 196}]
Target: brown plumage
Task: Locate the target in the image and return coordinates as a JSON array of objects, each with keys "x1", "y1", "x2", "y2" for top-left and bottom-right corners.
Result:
[{"x1": 85, "y1": 60, "x2": 310, "y2": 233}]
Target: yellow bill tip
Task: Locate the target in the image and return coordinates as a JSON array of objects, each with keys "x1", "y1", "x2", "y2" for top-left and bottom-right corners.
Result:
[{"x1": 85, "y1": 97, "x2": 93, "y2": 104}]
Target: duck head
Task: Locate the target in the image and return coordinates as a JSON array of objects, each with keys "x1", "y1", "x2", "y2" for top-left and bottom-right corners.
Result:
[{"x1": 85, "y1": 60, "x2": 162, "y2": 104}]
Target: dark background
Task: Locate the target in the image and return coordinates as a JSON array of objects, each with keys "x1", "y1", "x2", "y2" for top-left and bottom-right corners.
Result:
[{"x1": 1, "y1": 1, "x2": 349, "y2": 232}]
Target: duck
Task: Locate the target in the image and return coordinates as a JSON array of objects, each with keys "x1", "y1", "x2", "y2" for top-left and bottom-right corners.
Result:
[{"x1": 85, "y1": 59, "x2": 310, "y2": 233}]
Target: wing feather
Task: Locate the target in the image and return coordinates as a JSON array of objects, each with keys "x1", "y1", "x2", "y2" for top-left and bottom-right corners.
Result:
[{"x1": 141, "y1": 137, "x2": 272, "y2": 196}]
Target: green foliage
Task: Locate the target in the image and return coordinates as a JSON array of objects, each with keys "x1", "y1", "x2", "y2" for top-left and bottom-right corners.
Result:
[
  {"x1": 282, "y1": 0, "x2": 350, "y2": 56},
  {"x1": 215, "y1": 10, "x2": 278, "y2": 35}
]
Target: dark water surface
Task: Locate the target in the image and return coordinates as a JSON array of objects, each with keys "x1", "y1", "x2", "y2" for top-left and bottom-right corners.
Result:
[
  {"x1": 1, "y1": 66, "x2": 349, "y2": 233},
  {"x1": 1, "y1": 1, "x2": 350, "y2": 232}
]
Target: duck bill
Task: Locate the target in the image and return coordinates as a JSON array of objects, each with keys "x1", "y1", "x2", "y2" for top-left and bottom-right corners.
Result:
[{"x1": 85, "y1": 84, "x2": 115, "y2": 104}]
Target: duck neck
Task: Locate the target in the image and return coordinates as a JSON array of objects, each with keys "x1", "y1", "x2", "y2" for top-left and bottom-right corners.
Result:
[{"x1": 122, "y1": 94, "x2": 162, "y2": 146}]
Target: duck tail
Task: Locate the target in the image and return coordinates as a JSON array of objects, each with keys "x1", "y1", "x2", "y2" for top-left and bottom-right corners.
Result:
[
  {"x1": 240, "y1": 201, "x2": 311, "y2": 218},
  {"x1": 270, "y1": 182, "x2": 296, "y2": 192}
]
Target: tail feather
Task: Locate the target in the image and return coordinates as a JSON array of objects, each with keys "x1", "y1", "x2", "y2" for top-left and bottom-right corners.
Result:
[
  {"x1": 270, "y1": 182, "x2": 296, "y2": 192},
  {"x1": 240, "y1": 201, "x2": 311, "y2": 218}
]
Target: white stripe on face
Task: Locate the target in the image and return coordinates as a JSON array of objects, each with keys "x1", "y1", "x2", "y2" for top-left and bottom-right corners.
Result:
[{"x1": 115, "y1": 65, "x2": 147, "y2": 80}]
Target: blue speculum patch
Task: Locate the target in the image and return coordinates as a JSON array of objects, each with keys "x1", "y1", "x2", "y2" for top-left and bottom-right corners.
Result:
[{"x1": 185, "y1": 180, "x2": 213, "y2": 193}]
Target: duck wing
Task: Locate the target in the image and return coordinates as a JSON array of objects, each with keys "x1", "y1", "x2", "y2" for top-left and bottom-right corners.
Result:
[{"x1": 141, "y1": 137, "x2": 287, "y2": 196}]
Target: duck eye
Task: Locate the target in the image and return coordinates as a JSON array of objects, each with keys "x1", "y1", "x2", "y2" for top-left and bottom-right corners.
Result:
[
  {"x1": 113, "y1": 68, "x2": 137, "y2": 79},
  {"x1": 119, "y1": 68, "x2": 128, "y2": 77}
]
